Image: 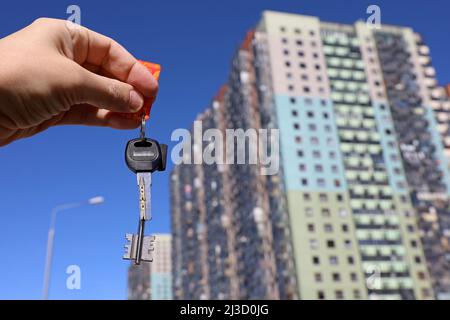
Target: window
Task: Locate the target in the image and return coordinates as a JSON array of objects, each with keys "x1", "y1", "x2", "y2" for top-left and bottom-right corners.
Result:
[
  {"x1": 335, "y1": 290, "x2": 344, "y2": 299},
  {"x1": 288, "y1": 85, "x2": 294, "y2": 91},
  {"x1": 285, "y1": 61, "x2": 291, "y2": 67},
  {"x1": 314, "y1": 273, "x2": 322, "y2": 282},
  {"x1": 347, "y1": 256, "x2": 354, "y2": 265},
  {"x1": 332, "y1": 273, "x2": 341, "y2": 281},
  {"x1": 307, "y1": 111, "x2": 314, "y2": 118},
  {"x1": 330, "y1": 256, "x2": 338, "y2": 265},
  {"x1": 301, "y1": 178, "x2": 308, "y2": 186},
  {"x1": 281, "y1": 38, "x2": 288, "y2": 44},
  {"x1": 329, "y1": 151, "x2": 336, "y2": 159},
  {"x1": 344, "y1": 239, "x2": 352, "y2": 249},
  {"x1": 331, "y1": 165, "x2": 338, "y2": 173},
  {"x1": 317, "y1": 178, "x2": 325, "y2": 187},
  {"x1": 411, "y1": 240, "x2": 418, "y2": 248},
  {"x1": 296, "y1": 39, "x2": 303, "y2": 46},
  {"x1": 309, "y1": 123, "x2": 317, "y2": 131},
  {"x1": 303, "y1": 193, "x2": 311, "y2": 201},
  {"x1": 339, "y1": 209, "x2": 348, "y2": 217},
  {"x1": 280, "y1": 26, "x2": 286, "y2": 33},
  {"x1": 294, "y1": 28, "x2": 301, "y2": 34},
  {"x1": 299, "y1": 164, "x2": 306, "y2": 171},
  {"x1": 301, "y1": 74, "x2": 308, "y2": 81},
  {"x1": 283, "y1": 49, "x2": 289, "y2": 55},
  {"x1": 313, "y1": 256, "x2": 320, "y2": 265},
  {"x1": 293, "y1": 123, "x2": 300, "y2": 130},
  {"x1": 292, "y1": 110, "x2": 298, "y2": 117},
  {"x1": 297, "y1": 150, "x2": 303, "y2": 157},
  {"x1": 310, "y1": 137, "x2": 319, "y2": 145},
  {"x1": 295, "y1": 136, "x2": 302, "y2": 143},
  {"x1": 315, "y1": 164, "x2": 323, "y2": 172},
  {"x1": 298, "y1": 51, "x2": 305, "y2": 57},
  {"x1": 290, "y1": 97, "x2": 296, "y2": 104},
  {"x1": 415, "y1": 256, "x2": 422, "y2": 264},
  {"x1": 337, "y1": 194, "x2": 343, "y2": 202},
  {"x1": 313, "y1": 151, "x2": 321, "y2": 158},
  {"x1": 422, "y1": 288, "x2": 431, "y2": 298},
  {"x1": 327, "y1": 240, "x2": 335, "y2": 248},
  {"x1": 342, "y1": 224, "x2": 349, "y2": 232},
  {"x1": 327, "y1": 137, "x2": 334, "y2": 146},
  {"x1": 305, "y1": 207, "x2": 313, "y2": 216},
  {"x1": 324, "y1": 224, "x2": 333, "y2": 233},
  {"x1": 322, "y1": 208, "x2": 331, "y2": 217},
  {"x1": 354, "y1": 290, "x2": 361, "y2": 299},
  {"x1": 300, "y1": 62, "x2": 306, "y2": 69},
  {"x1": 310, "y1": 239, "x2": 318, "y2": 249},
  {"x1": 286, "y1": 72, "x2": 292, "y2": 79},
  {"x1": 319, "y1": 193, "x2": 328, "y2": 201},
  {"x1": 350, "y1": 273, "x2": 358, "y2": 281},
  {"x1": 317, "y1": 291, "x2": 325, "y2": 299}
]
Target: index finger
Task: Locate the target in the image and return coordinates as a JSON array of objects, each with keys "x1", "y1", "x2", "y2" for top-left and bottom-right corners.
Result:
[{"x1": 66, "y1": 23, "x2": 158, "y2": 99}]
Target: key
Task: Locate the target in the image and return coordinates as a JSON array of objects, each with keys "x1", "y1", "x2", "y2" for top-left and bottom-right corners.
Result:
[{"x1": 124, "y1": 136, "x2": 167, "y2": 264}]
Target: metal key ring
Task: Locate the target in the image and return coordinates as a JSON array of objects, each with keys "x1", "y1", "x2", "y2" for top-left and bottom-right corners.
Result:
[{"x1": 140, "y1": 115, "x2": 146, "y2": 140}]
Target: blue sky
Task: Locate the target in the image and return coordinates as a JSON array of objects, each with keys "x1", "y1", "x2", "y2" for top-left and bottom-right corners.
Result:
[{"x1": 0, "y1": 0, "x2": 449, "y2": 299}]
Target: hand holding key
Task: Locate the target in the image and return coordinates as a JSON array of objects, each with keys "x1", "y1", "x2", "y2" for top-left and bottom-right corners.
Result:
[{"x1": 0, "y1": 18, "x2": 158, "y2": 146}]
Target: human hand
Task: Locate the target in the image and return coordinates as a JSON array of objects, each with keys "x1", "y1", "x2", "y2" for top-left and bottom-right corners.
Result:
[{"x1": 0, "y1": 18, "x2": 158, "y2": 146}]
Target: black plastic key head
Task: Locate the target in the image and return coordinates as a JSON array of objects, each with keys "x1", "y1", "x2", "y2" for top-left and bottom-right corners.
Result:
[{"x1": 125, "y1": 138, "x2": 168, "y2": 173}]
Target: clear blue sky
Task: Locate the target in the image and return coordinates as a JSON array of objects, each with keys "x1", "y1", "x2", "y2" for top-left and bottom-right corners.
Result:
[{"x1": 0, "y1": 0, "x2": 449, "y2": 299}]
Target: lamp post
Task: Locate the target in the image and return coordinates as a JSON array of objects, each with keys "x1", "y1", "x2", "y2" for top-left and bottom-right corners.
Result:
[{"x1": 42, "y1": 196, "x2": 104, "y2": 300}]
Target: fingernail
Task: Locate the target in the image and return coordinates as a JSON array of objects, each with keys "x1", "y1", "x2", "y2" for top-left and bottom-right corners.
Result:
[{"x1": 129, "y1": 89, "x2": 144, "y2": 111}]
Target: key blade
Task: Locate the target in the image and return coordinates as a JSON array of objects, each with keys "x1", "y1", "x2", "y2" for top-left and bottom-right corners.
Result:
[{"x1": 137, "y1": 172, "x2": 152, "y2": 221}]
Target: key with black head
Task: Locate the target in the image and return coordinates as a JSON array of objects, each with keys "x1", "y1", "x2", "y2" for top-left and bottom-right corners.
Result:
[{"x1": 124, "y1": 137, "x2": 167, "y2": 264}]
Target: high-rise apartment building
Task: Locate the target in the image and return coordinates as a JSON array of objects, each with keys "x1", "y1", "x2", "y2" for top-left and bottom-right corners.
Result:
[
  {"x1": 171, "y1": 10, "x2": 450, "y2": 300},
  {"x1": 128, "y1": 234, "x2": 172, "y2": 300}
]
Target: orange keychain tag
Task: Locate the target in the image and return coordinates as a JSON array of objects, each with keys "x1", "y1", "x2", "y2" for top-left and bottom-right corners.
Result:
[
  {"x1": 122, "y1": 60, "x2": 161, "y2": 120},
  {"x1": 139, "y1": 60, "x2": 161, "y2": 120}
]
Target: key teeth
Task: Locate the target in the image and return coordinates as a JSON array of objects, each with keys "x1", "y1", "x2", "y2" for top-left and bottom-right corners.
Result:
[{"x1": 123, "y1": 233, "x2": 135, "y2": 260}]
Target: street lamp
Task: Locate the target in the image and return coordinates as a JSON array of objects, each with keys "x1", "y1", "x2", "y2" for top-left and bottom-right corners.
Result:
[{"x1": 42, "y1": 196, "x2": 105, "y2": 300}]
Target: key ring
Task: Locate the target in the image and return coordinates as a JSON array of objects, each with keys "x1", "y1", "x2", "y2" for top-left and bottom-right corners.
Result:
[{"x1": 140, "y1": 114, "x2": 146, "y2": 140}]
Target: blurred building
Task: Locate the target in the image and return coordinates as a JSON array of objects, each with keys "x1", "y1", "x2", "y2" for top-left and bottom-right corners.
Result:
[
  {"x1": 128, "y1": 234, "x2": 172, "y2": 300},
  {"x1": 171, "y1": 11, "x2": 450, "y2": 300}
]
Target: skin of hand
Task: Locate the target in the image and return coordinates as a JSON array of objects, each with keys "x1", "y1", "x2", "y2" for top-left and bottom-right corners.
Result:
[{"x1": 0, "y1": 18, "x2": 158, "y2": 146}]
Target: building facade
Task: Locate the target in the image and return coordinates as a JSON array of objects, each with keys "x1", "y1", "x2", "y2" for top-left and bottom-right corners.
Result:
[{"x1": 171, "y1": 10, "x2": 450, "y2": 300}]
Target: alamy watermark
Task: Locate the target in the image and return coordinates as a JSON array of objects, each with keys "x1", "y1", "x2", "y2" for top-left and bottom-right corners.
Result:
[
  {"x1": 66, "y1": 264, "x2": 81, "y2": 290},
  {"x1": 171, "y1": 121, "x2": 280, "y2": 176},
  {"x1": 366, "y1": 5, "x2": 381, "y2": 29},
  {"x1": 65, "y1": 4, "x2": 81, "y2": 31}
]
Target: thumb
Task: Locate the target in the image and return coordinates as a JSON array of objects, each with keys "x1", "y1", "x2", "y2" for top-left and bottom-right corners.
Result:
[{"x1": 75, "y1": 67, "x2": 144, "y2": 113}]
